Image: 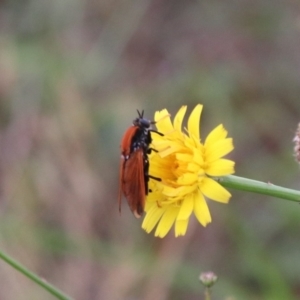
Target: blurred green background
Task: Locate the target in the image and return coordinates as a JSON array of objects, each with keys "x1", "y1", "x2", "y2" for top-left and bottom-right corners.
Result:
[{"x1": 1, "y1": 0, "x2": 300, "y2": 299}]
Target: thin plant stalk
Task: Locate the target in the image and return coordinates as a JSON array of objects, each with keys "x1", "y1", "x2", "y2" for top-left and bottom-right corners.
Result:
[
  {"x1": 0, "y1": 250, "x2": 73, "y2": 300},
  {"x1": 217, "y1": 175, "x2": 300, "y2": 203},
  {"x1": 204, "y1": 287, "x2": 211, "y2": 300}
]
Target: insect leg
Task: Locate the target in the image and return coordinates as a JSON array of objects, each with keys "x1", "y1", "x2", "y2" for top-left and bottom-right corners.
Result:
[{"x1": 150, "y1": 130, "x2": 163, "y2": 136}]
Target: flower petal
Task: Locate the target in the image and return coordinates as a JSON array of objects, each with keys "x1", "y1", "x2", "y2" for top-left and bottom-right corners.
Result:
[
  {"x1": 177, "y1": 173, "x2": 198, "y2": 185},
  {"x1": 205, "y1": 138, "x2": 234, "y2": 162},
  {"x1": 177, "y1": 193, "x2": 194, "y2": 220},
  {"x1": 162, "y1": 185, "x2": 196, "y2": 198},
  {"x1": 193, "y1": 149, "x2": 204, "y2": 165},
  {"x1": 175, "y1": 219, "x2": 189, "y2": 237},
  {"x1": 187, "y1": 162, "x2": 200, "y2": 172},
  {"x1": 142, "y1": 203, "x2": 166, "y2": 233},
  {"x1": 200, "y1": 177, "x2": 231, "y2": 203},
  {"x1": 173, "y1": 106, "x2": 187, "y2": 132},
  {"x1": 205, "y1": 159, "x2": 235, "y2": 176},
  {"x1": 205, "y1": 124, "x2": 227, "y2": 148},
  {"x1": 155, "y1": 109, "x2": 173, "y2": 133},
  {"x1": 176, "y1": 153, "x2": 193, "y2": 162},
  {"x1": 146, "y1": 190, "x2": 162, "y2": 202},
  {"x1": 155, "y1": 207, "x2": 178, "y2": 238},
  {"x1": 194, "y1": 191, "x2": 211, "y2": 226},
  {"x1": 157, "y1": 143, "x2": 184, "y2": 157},
  {"x1": 188, "y1": 104, "x2": 203, "y2": 140}
]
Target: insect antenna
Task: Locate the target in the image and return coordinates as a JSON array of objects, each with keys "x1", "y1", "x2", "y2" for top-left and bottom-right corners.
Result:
[{"x1": 136, "y1": 109, "x2": 144, "y2": 118}]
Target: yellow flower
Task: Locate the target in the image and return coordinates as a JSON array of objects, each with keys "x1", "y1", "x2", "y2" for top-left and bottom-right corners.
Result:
[{"x1": 142, "y1": 104, "x2": 235, "y2": 238}]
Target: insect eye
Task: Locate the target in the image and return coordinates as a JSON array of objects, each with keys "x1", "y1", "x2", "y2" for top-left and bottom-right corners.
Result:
[
  {"x1": 139, "y1": 118, "x2": 151, "y2": 128},
  {"x1": 132, "y1": 117, "x2": 150, "y2": 128}
]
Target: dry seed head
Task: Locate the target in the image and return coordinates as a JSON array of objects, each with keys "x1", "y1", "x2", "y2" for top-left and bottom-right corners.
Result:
[{"x1": 293, "y1": 123, "x2": 300, "y2": 163}]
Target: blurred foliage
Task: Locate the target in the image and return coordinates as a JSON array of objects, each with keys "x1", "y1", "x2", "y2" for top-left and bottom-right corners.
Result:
[{"x1": 0, "y1": 0, "x2": 300, "y2": 299}]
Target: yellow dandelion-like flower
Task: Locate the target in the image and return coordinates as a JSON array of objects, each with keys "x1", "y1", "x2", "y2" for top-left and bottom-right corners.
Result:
[{"x1": 142, "y1": 104, "x2": 235, "y2": 238}]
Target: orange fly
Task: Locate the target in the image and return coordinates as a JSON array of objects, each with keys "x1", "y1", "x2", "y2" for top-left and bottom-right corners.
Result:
[{"x1": 118, "y1": 110, "x2": 162, "y2": 218}]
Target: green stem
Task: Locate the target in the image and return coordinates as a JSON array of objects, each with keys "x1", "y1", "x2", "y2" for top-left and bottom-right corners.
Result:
[
  {"x1": 0, "y1": 250, "x2": 73, "y2": 300},
  {"x1": 204, "y1": 287, "x2": 211, "y2": 300},
  {"x1": 217, "y1": 175, "x2": 300, "y2": 203}
]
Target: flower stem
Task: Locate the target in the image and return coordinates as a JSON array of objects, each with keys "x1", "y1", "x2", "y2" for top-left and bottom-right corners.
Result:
[
  {"x1": 0, "y1": 249, "x2": 73, "y2": 300},
  {"x1": 218, "y1": 175, "x2": 300, "y2": 203},
  {"x1": 204, "y1": 287, "x2": 211, "y2": 300}
]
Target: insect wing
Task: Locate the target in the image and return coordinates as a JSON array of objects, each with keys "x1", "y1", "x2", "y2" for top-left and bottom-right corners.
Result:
[
  {"x1": 118, "y1": 126, "x2": 138, "y2": 214},
  {"x1": 120, "y1": 126, "x2": 137, "y2": 157},
  {"x1": 122, "y1": 148, "x2": 146, "y2": 218}
]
